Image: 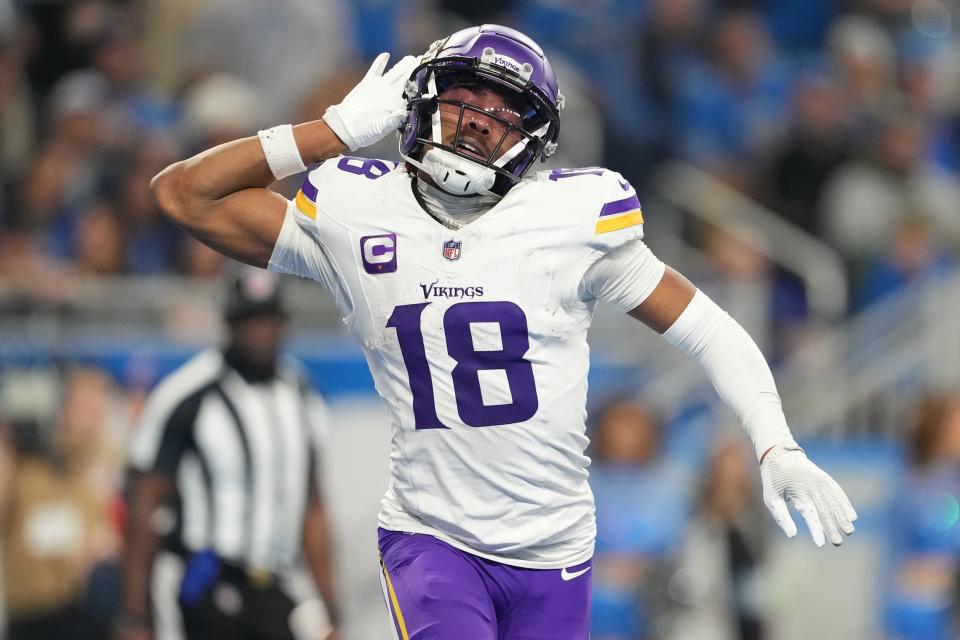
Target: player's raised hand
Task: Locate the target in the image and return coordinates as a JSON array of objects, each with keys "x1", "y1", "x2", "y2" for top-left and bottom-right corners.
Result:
[
  {"x1": 760, "y1": 444, "x2": 858, "y2": 547},
  {"x1": 323, "y1": 52, "x2": 419, "y2": 151}
]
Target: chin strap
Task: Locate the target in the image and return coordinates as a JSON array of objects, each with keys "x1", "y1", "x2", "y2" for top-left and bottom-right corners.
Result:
[
  {"x1": 413, "y1": 148, "x2": 497, "y2": 195},
  {"x1": 414, "y1": 175, "x2": 499, "y2": 229}
]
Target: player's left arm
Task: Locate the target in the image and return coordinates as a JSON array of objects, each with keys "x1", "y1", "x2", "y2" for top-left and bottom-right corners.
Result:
[
  {"x1": 582, "y1": 236, "x2": 856, "y2": 546},
  {"x1": 630, "y1": 267, "x2": 857, "y2": 547}
]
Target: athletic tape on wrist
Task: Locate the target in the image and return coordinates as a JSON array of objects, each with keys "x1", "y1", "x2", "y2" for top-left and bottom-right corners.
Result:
[{"x1": 258, "y1": 124, "x2": 308, "y2": 180}]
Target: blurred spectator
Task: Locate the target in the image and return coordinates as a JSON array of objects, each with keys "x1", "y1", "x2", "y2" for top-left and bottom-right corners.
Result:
[
  {"x1": 0, "y1": 2, "x2": 34, "y2": 186},
  {"x1": 763, "y1": 65, "x2": 852, "y2": 236},
  {"x1": 112, "y1": 158, "x2": 180, "y2": 275},
  {"x1": 898, "y1": 32, "x2": 960, "y2": 174},
  {"x1": 74, "y1": 200, "x2": 126, "y2": 276},
  {"x1": 636, "y1": 0, "x2": 708, "y2": 165},
  {"x1": 514, "y1": 0, "x2": 646, "y2": 94},
  {"x1": 698, "y1": 224, "x2": 808, "y2": 361},
  {"x1": 820, "y1": 109, "x2": 960, "y2": 267},
  {"x1": 0, "y1": 366, "x2": 119, "y2": 640},
  {"x1": 638, "y1": 0, "x2": 707, "y2": 110},
  {"x1": 180, "y1": 0, "x2": 349, "y2": 125},
  {"x1": 763, "y1": 0, "x2": 838, "y2": 52},
  {"x1": 885, "y1": 393, "x2": 960, "y2": 640},
  {"x1": 674, "y1": 8, "x2": 793, "y2": 186},
  {"x1": 19, "y1": 69, "x2": 110, "y2": 247},
  {"x1": 652, "y1": 436, "x2": 769, "y2": 640},
  {"x1": 827, "y1": 15, "x2": 897, "y2": 129},
  {"x1": 439, "y1": 0, "x2": 515, "y2": 25},
  {"x1": 514, "y1": 0, "x2": 648, "y2": 179},
  {"x1": 296, "y1": 65, "x2": 367, "y2": 126},
  {"x1": 19, "y1": 0, "x2": 107, "y2": 99},
  {"x1": 139, "y1": 0, "x2": 207, "y2": 96},
  {"x1": 180, "y1": 72, "x2": 261, "y2": 152},
  {"x1": 856, "y1": 214, "x2": 956, "y2": 309},
  {"x1": 543, "y1": 59, "x2": 606, "y2": 170},
  {"x1": 857, "y1": 0, "x2": 915, "y2": 27},
  {"x1": 0, "y1": 228, "x2": 68, "y2": 314},
  {"x1": 178, "y1": 238, "x2": 225, "y2": 279},
  {"x1": 87, "y1": 8, "x2": 178, "y2": 147},
  {"x1": 589, "y1": 400, "x2": 690, "y2": 640}
]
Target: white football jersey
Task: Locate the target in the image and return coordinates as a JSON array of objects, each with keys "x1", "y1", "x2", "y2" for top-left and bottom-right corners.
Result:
[{"x1": 269, "y1": 157, "x2": 665, "y2": 568}]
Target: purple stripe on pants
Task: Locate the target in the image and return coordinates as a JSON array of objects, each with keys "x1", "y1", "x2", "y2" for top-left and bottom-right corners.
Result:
[{"x1": 378, "y1": 528, "x2": 591, "y2": 640}]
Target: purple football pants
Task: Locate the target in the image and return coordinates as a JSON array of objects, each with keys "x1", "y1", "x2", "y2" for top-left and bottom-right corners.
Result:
[{"x1": 377, "y1": 528, "x2": 591, "y2": 640}]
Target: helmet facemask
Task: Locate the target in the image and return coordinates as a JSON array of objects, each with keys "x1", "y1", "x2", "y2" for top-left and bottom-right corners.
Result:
[{"x1": 401, "y1": 63, "x2": 559, "y2": 197}]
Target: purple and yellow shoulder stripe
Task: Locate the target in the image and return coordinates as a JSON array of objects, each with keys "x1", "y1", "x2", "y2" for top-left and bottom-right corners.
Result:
[
  {"x1": 596, "y1": 193, "x2": 643, "y2": 234},
  {"x1": 294, "y1": 179, "x2": 319, "y2": 220}
]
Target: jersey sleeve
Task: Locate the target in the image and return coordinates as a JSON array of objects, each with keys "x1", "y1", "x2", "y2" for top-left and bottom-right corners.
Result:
[
  {"x1": 576, "y1": 171, "x2": 663, "y2": 310},
  {"x1": 267, "y1": 162, "x2": 353, "y2": 316},
  {"x1": 580, "y1": 238, "x2": 666, "y2": 311}
]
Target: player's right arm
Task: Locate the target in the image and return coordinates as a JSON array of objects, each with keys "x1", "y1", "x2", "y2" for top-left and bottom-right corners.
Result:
[
  {"x1": 150, "y1": 52, "x2": 418, "y2": 268},
  {"x1": 150, "y1": 122, "x2": 346, "y2": 268}
]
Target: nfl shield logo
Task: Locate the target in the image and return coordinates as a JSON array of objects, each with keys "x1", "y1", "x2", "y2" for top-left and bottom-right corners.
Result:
[{"x1": 442, "y1": 239, "x2": 461, "y2": 261}]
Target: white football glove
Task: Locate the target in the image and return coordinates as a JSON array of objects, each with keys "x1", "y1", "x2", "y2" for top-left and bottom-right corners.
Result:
[
  {"x1": 760, "y1": 444, "x2": 858, "y2": 547},
  {"x1": 323, "y1": 52, "x2": 419, "y2": 151}
]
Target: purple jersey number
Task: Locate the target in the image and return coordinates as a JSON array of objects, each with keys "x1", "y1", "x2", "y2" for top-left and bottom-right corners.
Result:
[
  {"x1": 386, "y1": 302, "x2": 446, "y2": 430},
  {"x1": 387, "y1": 301, "x2": 539, "y2": 429},
  {"x1": 548, "y1": 167, "x2": 605, "y2": 181},
  {"x1": 337, "y1": 156, "x2": 393, "y2": 179}
]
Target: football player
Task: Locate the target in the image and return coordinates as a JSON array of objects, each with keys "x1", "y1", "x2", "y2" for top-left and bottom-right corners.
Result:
[{"x1": 150, "y1": 25, "x2": 856, "y2": 640}]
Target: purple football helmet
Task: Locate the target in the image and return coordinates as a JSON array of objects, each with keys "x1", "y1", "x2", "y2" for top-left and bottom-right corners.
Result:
[{"x1": 400, "y1": 25, "x2": 564, "y2": 196}]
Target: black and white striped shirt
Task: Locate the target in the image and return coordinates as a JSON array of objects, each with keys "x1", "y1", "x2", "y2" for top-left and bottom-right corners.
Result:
[{"x1": 127, "y1": 349, "x2": 328, "y2": 573}]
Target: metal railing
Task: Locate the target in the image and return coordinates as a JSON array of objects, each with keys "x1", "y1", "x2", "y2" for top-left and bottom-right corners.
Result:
[
  {"x1": 629, "y1": 163, "x2": 958, "y2": 439},
  {"x1": 0, "y1": 274, "x2": 344, "y2": 350},
  {"x1": 777, "y1": 269, "x2": 960, "y2": 438},
  {"x1": 654, "y1": 161, "x2": 849, "y2": 321},
  {"x1": 613, "y1": 162, "x2": 850, "y2": 418}
]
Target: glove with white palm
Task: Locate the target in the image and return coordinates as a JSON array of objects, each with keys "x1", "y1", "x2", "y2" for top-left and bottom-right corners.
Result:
[
  {"x1": 760, "y1": 444, "x2": 858, "y2": 547},
  {"x1": 323, "y1": 52, "x2": 419, "y2": 151}
]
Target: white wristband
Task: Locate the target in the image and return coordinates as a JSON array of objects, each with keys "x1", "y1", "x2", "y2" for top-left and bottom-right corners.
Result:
[{"x1": 258, "y1": 124, "x2": 308, "y2": 180}]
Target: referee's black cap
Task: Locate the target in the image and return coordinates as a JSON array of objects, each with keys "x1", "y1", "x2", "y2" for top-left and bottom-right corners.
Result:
[{"x1": 224, "y1": 269, "x2": 287, "y2": 322}]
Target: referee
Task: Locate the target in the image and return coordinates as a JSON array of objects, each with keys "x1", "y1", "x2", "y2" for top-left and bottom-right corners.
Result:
[{"x1": 117, "y1": 271, "x2": 340, "y2": 640}]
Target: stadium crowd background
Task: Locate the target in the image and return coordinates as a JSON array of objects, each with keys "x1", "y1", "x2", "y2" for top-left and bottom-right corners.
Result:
[{"x1": 1, "y1": 0, "x2": 959, "y2": 639}]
